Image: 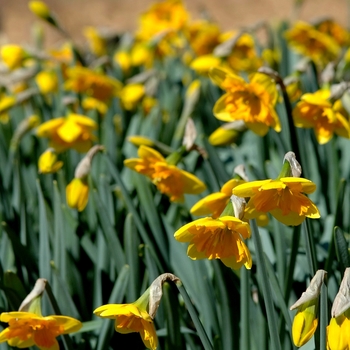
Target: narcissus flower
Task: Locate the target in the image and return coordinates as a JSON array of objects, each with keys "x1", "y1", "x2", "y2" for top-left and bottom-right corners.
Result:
[
  {"x1": 120, "y1": 83, "x2": 145, "y2": 110},
  {"x1": 83, "y1": 26, "x2": 107, "y2": 57},
  {"x1": 28, "y1": 1, "x2": 51, "y2": 20},
  {"x1": 94, "y1": 291, "x2": 158, "y2": 350},
  {"x1": 0, "y1": 312, "x2": 81, "y2": 350},
  {"x1": 174, "y1": 216, "x2": 252, "y2": 269},
  {"x1": 36, "y1": 113, "x2": 97, "y2": 152},
  {"x1": 190, "y1": 55, "x2": 221, "y2": 74},
  {"x1": 38, "y1": 148, "x2": 63, "y2": 174},
  {"x1": 293, "y1": 89, "x2": 350, "y2": 144},
  {"x1": 124, "y1": 145, "x2": 206, "y2": 202},
  {"x1": 285, "y1": 21, "x2": 340, "y2": 66},
  {"x1": 0, "y1": 94, "x2": 16, "y2": 123},
  {"x1": 209, "y1": 67, "x2": 281, "y2": 136},
  {"x1": 0, "y1": 45, "x2": 27, "y2": 70},
  {"x1": 208, "y1": 120, "x2": 247, "y2": 146},
  {"x1": 35, "y1": 70, "x2": 58, "y2": 94},
  {"x1": 233, "y1": 177, "x2": 320, "y2": 226},
  {"x1": 290, "y1": 270, "x2": 326, "y2": 347}
]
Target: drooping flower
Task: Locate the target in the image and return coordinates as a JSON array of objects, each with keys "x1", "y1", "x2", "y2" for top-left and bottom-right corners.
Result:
[
  {"x1": 232, "y1": 177, "x2": 320, "y2": 226},
  {"x1": 64, "y1": 66, "x2": 122, "y2": 102},
  {"x1": 293, "y1": 89, "x2": 350, "y2": 144},
  {"x1": 208, "y1": 120, "x2": 247, "y2": 146},
  {"x1": 124, "y1": 145, "x2": 206, "y2": 202},
  {"x1": 94, "y1": 290, "x2": 158, "y2": 350},
  {"x1": 38, "y1": 148, "x2": 63, "y2": 174},
  {"x1": 285, "y1": 21, "x2": 341, "y2": 66},
  {"x1": 28, "y1": 1, "x2": 51, "y2": 20},
  {"x1": 36, "y1": 113, "x2": 97, "y2": 152},
  {"x1": 209, "y1": 67, "x2": 281, "y2": 136},
  {"x1": 290, "y1": 270, "x2": 326, "y2": 347},
  {"x1": 174, "y1": 215, "x2": 252, "y2": 269}
]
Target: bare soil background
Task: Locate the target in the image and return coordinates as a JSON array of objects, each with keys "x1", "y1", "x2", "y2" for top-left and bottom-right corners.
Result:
[{"x1": 0, "y1": 0, "x2": 348, "y2": 48}]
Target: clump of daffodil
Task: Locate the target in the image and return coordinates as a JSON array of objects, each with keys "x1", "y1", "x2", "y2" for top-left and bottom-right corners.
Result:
[
  {"x1": 290, "y1": 270, "x2": 327, "y2": 347},
  {"x1": 124, "y1": 145, "x2": 206, "y2": 202},
  {"x1": 233, "y1": 152, "x2": 320, "y2": 226},
  {"x1": 285, "y1": 21, "x2": 341, "y2": 67},
  {"x1": 36, "y1": 113, "x2": 97, "y2": 152},
  {"x1": 35, "y1": 70, "x2": 58, "y2": 94},
  {"x1": 0, "y1": 44, "x2": 28, "y2": 70},
  {"x1": 209, "y1": 66, "x2": 281, "y2": 136},
  {"x1": 66, "y1": 145, "x2": 104, "y2": 211},
  {"x1": 293, "y1": 89, "x2": 350, "y2": 144},
  {"x1": 175, "y1": 194, "x2": 252, "y2": 269},
  {"x1": 38, "y1": 148, "x2": 63, "y2": 174},
  {"x1": 0, "y1": 278, "x2": 82, "y2": 350},
  {"x1": 327, "y1": 268, "x2": 350, "y2": 350},
  {"x1": 94, "y1": 273, "x2": 182, "y2": 350}
]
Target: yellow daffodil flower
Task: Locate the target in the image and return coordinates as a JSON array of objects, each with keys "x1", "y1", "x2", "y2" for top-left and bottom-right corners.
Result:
[
  {"x1": 66, "y1": 178, "x2": 89, "y2": 211},
  {"x1": 174, "y1": 216, "x2": 252, "y2": 269},
  {"x1": 28, "y1": 1, "x2": 50, "y2": 20},
  {"x1": 120, "y1": 83, "x2": 145, "y2": 110},
  {"x1": 83, "y1": 26, "x2": 107, "y2": 57},
  {"x1": 82, "y1": 97, "x2": 108, "y2": 115},
  {"x1": 285, "y1": 21, "x2": 340, "y2": 66},
  {"x1": 0, "y1": 311, "x2": 81, "y2": 350},
  {"x1": 64, "y1": 66, "x2": 122, "y2": 102},
  {"x1": 209, "y1": 67, "x2": 281, "y2": 136},
  {"x1": 38, "y1": 148, "x2": 63, "y2": 174},
  {"x1": 0, "y1": 95, "x2": 16, "y2": 123},
  {"x1": 293, "y1": 89, "x2": 350, "y2": 144},
  {"x1": 36, "y1": 113, "x2": 97, "y2": 152},
  {"x1": 191, "y1": 178, "x2": 246, "y2": 218},
  {"x1": 327, "y1": 311, "x2": 350, "y2": 350},
  {"x1": 0, "y1": 45, "x2": 27, "y2": 70},
  {"x1": 233, "y1": 177, "x2": 320, "y2": 226},
  {"x1": 94, "y1": 294, "x2": 158, "y2": 350},
  {"x1": 316, "y1": 19, "x2": 350, "y2": 47},
  {"x1": 190, "y1": 55, "x2": 221, "y2": 74},
  {"x1": 113, "y1": 51, "x2": 132, "y2": 73},
  {"x1": 124, "y1": 145, "x2": 206, "y2": 202},
  {"x1": 35, "y1": 70, "x2": 58, "y2": 94}
]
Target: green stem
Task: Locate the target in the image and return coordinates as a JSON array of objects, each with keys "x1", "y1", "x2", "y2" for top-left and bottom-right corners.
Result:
[
  {"x1": 251, "y1": 219, "x2": 282, "y2": 350},
  {"x1": 175, "y1": 281, "x2": 213, "y2": 350},
  {"x1": 240, "y1": 267, "x2": 250, "y2": 350},
  {"x1": 319, "y1": 282, "x2": 328, "y2": 350},
  {"x1": 302, "y1": 220, "x2": 317, "y2": 276}
]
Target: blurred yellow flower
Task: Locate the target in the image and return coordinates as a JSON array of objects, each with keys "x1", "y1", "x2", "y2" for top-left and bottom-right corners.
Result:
[
  {"x1": 0, "y1": 45, "x2": 26, "y2": 70},
  {"x1": 113, "y1": 51, "x2": 132, "y2": 73},
  {"x1": 209, "y1": 120, "x2": 247, "y2": 146},
  {"x1": 65, "y1": 66, "x2": 122, "y2": 102},
  {"x1": 124, "y1": 145, "x2": 206, "y2": 202},
  {"x1": 316, "y1": 19, "x2": 350, "y2": 47},
  {"x1": 209, "y1": 67, "x2": 281, "y2": 136},
  {"x1": 174, "y1": 216, "x2": 252, "y2": 269},
  {"x1": 233, "y1": 177, "x2": 320, "y2": 226},
  {"x1": 83, "y1": 26, "x2": 107, "y2": 57},
  {"x1": 285, "y1": 21, "x2": 340, "y2": 66},
  {"x1": 35, "y1": 70, "x2": 58, "y2": 94},
  {"x1": 191, "y1": 178, "x2": 246, "y2": 218},
  {"x1": 130, "y1": 43, "x2": 154, "y2": 68},
  {"x1": 0, "y1": 95, "x2": 16, "y2": 123},
  {"x1": 0, "y1": 311, "x2": 81, "y2": 350},
  {"x1": 82, "y1": 97, "x2": 108, "y2": 115},
  {"x1": 66, "y1": 178, "x2": 89, "y2": 211},
  {"x1": 38, "y1": 148, "x2": 63, "y2": 174},
  {"x1": 49, "y1": 43, "x2": 73, "y2": 64},
  {"x1": 190, "y1": 54, "x2": 221, "y2": 74},
  {"x1": 94, "y1": 299, "x2": 157, "y2": 350},
  {"x1": 28, "y1": 1, "x2": 50, "y2": 20},
  {"x1": 120, "y1": 83, "x2": 145, "y2": 110},
  {"x1": 36, "y1": 113, "x2": 97, "y2": 152},
  {"x1": 293, "y1": 89, "x2": 350, "y2": 144}
]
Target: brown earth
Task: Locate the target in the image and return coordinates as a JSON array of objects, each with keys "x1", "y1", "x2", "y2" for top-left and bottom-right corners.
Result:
[{"x1": 0, "y1": 0, "x2": 348, "y2": 48}]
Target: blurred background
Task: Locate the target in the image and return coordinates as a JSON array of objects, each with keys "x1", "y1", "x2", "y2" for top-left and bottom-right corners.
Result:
[{"x1": 0, "y1": 0, "x2": 348, "y2": 46}]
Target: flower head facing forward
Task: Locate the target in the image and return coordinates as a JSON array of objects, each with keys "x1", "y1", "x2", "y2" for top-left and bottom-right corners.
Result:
[
  {"x1": 36, "y1": 113, "x2": 97, "y2": 152},
  {"x1": 174, "y1": 216, "x2": 252, "y2": 269},
  {"x1": 232, "y1": 177, "x2": 320, "y2": 226},
  {"x1": 293, "y1": 89, "x2": 350, "y2": 144},
  {"x1": 209, "y1": 67, "x2": 281, "y2": 136},
  {"x1": 124, "y1": 145, "x2": 206, "y2": 202},
  {"x1": 0, "y1": 311, "x2": 82, "y2": 350},
  {"x1": 94, "y1": 301, "x2": 157, "y2": 350}
]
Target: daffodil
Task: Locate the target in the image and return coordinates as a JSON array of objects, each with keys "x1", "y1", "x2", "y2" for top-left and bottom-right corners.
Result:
[
  {"x1": 119, "y1": 83, "x2": 145, "y2": 110},
  {"x1": 0, "y1": 94, "x2": 16, "y2": 123},
  {"x1": 190, "y1": 55, "x2": 221, "y2": 74},
  {"x1": 285, "y1": 21, "x2": 340, "y2": 66},
  {"x1": 38, "y1": 148, "x2": 63, "y2": 174},
  {"x1": 66, "y1": 178, "x2": 89, "y2": 211},
  {"x1": 174, "y1": 215, "x2": 251, "y2": 269},
  {"x1": 113, "y1": 51, "x2": 132, "y2": 73},
  {"x1": 290, "y1": 270, "x2": 326, "y2": 347},
  {"x1": 0, "y1": 311, "x2": 81, "y2": 350},
  {"x1": 82, "y1": 97, "x2": 108, "y2": 115},
  {"x1": 36, "y1": 113, "x2": 97, "y2": 152},
  {"x1": 209, "y1": 67, "x2": 281, "y2": 136},
  {"x1": 0, "y1": 45, "x2": 27, "y2": 70},
  {"x1": 124, "y1": 145, "x2": 206, "y2": 202},
  {"x1": 35, "y1": 70, "x2": 58, "y2": 94},
  {"x1": 83, "y1": 26, "x2": 107, "y2": 57},
  {"x1": 293, "y1": 89, "x2": 350, "y2": 144},
  {"x1": 94, "y1": 290, "x2": 158, "y2": 350},
  {"x1": 316, "y1": 19, "x2": 349, "y2": 47},
  {"x1": 28, "y1": 1, "x2": 51, "y2": 20},
  {"x1": 64, "y1": 66, "x2": 122, "y2": 102},
  {"x1": 232, "y1": 177, "x2": 320, "y2": 226},
  {"x1": 191, "y1": 178, "x2": 246, "y2": 218},
  {"x1": 208, "y1": 120, "x2": 247, "y2": 146}
]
